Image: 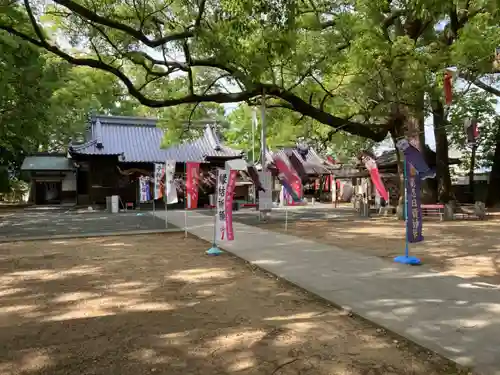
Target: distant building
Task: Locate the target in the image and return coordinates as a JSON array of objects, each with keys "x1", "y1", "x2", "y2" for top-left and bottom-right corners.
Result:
[{"x1": 21, "y1": 114, "x2": 243, "y2": 207}]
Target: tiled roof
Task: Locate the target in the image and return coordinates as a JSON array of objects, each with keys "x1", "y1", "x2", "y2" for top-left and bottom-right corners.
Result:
[
  {"x1": 21, "y1": 154, "x2": 73, "y2": 171},
  {"x1": 69, "y1": 114, "x2": 242, "y2": 163},
  {"x1": 163, "y1": 126, "x2": 242, "y2": 162}
]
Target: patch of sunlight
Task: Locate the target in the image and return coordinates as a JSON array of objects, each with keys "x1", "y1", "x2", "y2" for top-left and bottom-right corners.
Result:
[
  {"x1": 479, "y1": 303, "x2": 500, "y2": 313},
  {"x1": 50, "y1": 240, "x2": 70, "y2": 245},
  {"x1": 128, "y1": 349, "x2": 169, "y2": 364},
  {"x1": 0, "y1": 288, "x2": 25, "y2": 297},
  {"x1": 205, "y1": 330, "x2": 268, "y2": 352},
  {"x1": 101, "y1": 242, "x2": 133, "y2": 247},
  {"x1": 0, "y1": 304, "x2": 37, "y2": 314},
  {"x1": 168, "y1": 268, "x2": 233, "y2": 283},
  {"x1": 226, "y1": 353, "x2": 257, "y2": 372},
  {"x1": 283, "y1": 321, "x2": 317, "y2": 333},
  {"x1": 344, "y1": 335, "x2": 391, "y2": 350},
  {"x1": 157, "y1": 331, "x2": 192, "y2": 347},
  {"x1": 0, "y1": 350, "x2": 53, "y2": 374},
  {"x1": 252, "y1": 259, "x2": 285, "y2": 266},
  {"x1": 115, "y1": 286, "x2": 158, "y2": 296},
  {"x1": 109, "y1": 281, "x2": 144, "y2": 289},
  {"x1": 46, "y1": 309, "x2": 114, "y2": 321},
  {"x1": 60, "y1": 265, "x2": 102, "y2": 276},
  {"x1": 53, "y1": 292, "x2": 101, "y2": 303},
  {"x1": 6, "y1": 266, "x2": 102, "y2": 282},
  {"x1": 44, "y1": 297, "x2": 138, "y2": 321},
  {"x1": 7, "y1": 270, "x2": 63, "y2": 281},
  {"x1": 195, "y1": 289, "x2": 215, "y2": 297},
  {"x1": 454, "y1": 355, "x2": 474, "y2": 366},
  {"x1": 266, "y1": 332, "x2": 303, "y2": 347},
  {"x1": 129, "y1": 348, "x2": 188, "y2": 368},
  {"x1": 458, "y1": 282, "x2": 500, "y2": 290},
  {"x1": 446, "y1": 318, "x2": 490, "y2": 329},
  {"x1": 20, "y1": 350, "x2": 53, "y2": 372},
  {"x1": 275, "y1": 292, "x2": 295, "y2": 297},
  {"x1": 367, "y1": 299, "x2": 416, "y2": 307},
  {"x1": 389, "y1": 306, "x2": 417, "y2": 316},
  {"x1": 125, "y1": 302, "x2": 175, "y2": 312},
  {"x1": 264, "y1": 312, "x2": 324, "y2": 321}
]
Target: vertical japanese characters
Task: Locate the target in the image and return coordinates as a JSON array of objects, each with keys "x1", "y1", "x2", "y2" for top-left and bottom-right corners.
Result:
[
  {"x1": 139, "y1": 176, "x2": 151, "y2": 202},
  {"x1": 153, "y1": 163, "x2": 165, "y2": 200},
  {"x1": 165, "y1": 160, "x2": 178, "y2": 204},
  {"x1": 405, "y1": 164, "x2": 423, "y2": 243},
  {"x1": 186, "y1": 162, "x2": 200, "y2": 209},
  {"x1": 215, "y1": 169, "x2": 237, "y2": 241}
]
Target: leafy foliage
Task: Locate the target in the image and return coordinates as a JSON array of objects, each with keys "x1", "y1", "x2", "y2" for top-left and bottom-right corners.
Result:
[
  {"x1": 1, "y1": 0, "x2": 500, "y2": 170},
  {"x1": 448, "y1": 88, "x2": 499, "y2": 169}
]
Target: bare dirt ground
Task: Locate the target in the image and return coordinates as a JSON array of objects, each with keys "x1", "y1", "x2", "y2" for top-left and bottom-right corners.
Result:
[
  {"x1": 0, "y1": 233, "x2": 467, "y2": 375},
  {"x1": 257, "y1": 215, "x2": 500, "y2": 281}
]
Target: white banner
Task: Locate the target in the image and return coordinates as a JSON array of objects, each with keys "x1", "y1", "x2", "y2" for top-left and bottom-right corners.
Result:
[
  {"x1": 258, "y1": 171, "x2": 273, "y2": 211},
  {"x1": 153, "y1": 163, "x2": 165, "y2": 200},
  {"x1": 215, "y1": 169, "x2": 237, "y2": 241},
  {"x1": 164, "y1": 160, "x2": 178, "y2": 204}
]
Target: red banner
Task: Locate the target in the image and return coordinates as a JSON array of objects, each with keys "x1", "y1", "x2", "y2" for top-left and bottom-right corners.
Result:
[
  {"x1": 216, "y1": 169, "x2": 237, "y2": 241},
  {"x1": 273, "y1": 155, "x2": 302, "y2": 203},
  {"x1": 444, "y1": 71, "x2": 453, "y2": 105},
  {"x1": 186, "y1": 162, "x2": 200, "y2": 209},
  {"x1": 360, "y1": 152, "x2": 389, "y2": 202},
  {"x1": 225, "y1": 170, "x2": 237, "y2": 241}
]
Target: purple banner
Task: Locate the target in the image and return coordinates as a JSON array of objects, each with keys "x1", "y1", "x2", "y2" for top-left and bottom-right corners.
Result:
[
  {"x1": 406, "y1": 163, "x2": 423, "y2": 243},
  {"x1": 396, "y1": 139, "x2": 435, "y2": 180}
]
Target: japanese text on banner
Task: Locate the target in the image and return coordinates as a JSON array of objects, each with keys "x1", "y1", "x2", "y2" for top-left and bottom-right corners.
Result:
[
  {"x1": 153, "y1": 163, "x2": 165, "y2": 200},
  {"x1": 186, "y1": 162, "x2": 200, "y2": 209},
  {"x1": 164, "y1": 160, "x2": 178, "y2": 204},
  {"x1": 405, "y1": 163, "x2": 423, "y2": 243},
  {"x1": 215, "y1": 169, "x2": 237, "y2": 241}
]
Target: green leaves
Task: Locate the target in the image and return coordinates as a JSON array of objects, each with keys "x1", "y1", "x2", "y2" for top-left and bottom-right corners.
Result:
[{"x1": 448, "y1": 88, "x2": 499, "y2": 168}]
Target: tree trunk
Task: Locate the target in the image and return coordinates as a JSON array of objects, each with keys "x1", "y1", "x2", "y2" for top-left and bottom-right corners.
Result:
[
  {"x1": 416, "y1": 93, "x2": 437, "y2": 203},
  {"x1": 390, "y1": 102, "x2": 430, "y2": 218},
  {"x1": 432, "y1": 100, "x2": 454, "y2": 203},
  {"x1": 468, "y1": 145, "x2": 476, "y2": 202},
  {"x1": 486, "y1": 126, "x2": 500, "y2": 207}
]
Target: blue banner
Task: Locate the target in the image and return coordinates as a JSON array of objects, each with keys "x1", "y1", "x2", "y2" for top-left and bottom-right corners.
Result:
[
  {"x1": 397, "y1": 139, "x2": 435, "y2": 180},
  {"x1": 406, "y1": 163, "x2": 424, "y2": 243}
]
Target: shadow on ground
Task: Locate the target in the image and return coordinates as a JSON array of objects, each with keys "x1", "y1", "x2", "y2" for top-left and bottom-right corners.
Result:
[
  {"x1": 0, "y1": 208, "x2": 175, "y2": 239},
  {"x1": 0, "y1": 233, "x2": 462, "y2": 375},
  {"x1": 253, "y1": 214, "x2": 500, "y2": 281}
]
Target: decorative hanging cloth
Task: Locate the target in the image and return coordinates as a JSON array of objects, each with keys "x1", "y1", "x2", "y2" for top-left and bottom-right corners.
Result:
[{"x1": 464, "y1": 118, "x2": 480, "y2": 146}]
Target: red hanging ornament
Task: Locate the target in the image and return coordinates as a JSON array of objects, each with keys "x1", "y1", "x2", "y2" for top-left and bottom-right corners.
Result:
[
  {"x1": 326, "y1": 155, "x2": 336, "y2": 164},
  {"x1": 444, "y1": 71, "x2": 453, "y2": 105}
]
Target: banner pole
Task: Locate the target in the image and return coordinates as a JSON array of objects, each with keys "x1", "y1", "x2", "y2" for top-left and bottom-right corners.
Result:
[
  {"x1": 164, "y1": 164, "x2": 168, "y2": 229},
  {"x1": 184, "y1": 162, "x2": 188, "y2": 238},
  {"x1": 164, "y1": 195, "x2": 168, "y2": 229},
  {"x1": 285, "y1": 204, "x2": 288, "y2": 231},
  {"x1": 394, "y1": 156, "x2": 421, "y2": 265},
  {"x1": 207, "y1": 168, "x2": 223, "y2": 255},
  {"x1": 153, "y1": 196, "x2": 156, "y2": 221},
  {"x1": 404, "y1": 157, "x2": 409, "y2": 258}
]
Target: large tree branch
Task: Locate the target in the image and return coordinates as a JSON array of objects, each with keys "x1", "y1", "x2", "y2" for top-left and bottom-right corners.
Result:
[
  {"x1": 0, "y1": 21, "x2": 259, "y2": 107},
  {"x1": 459, "y1": 72, "x2": 500, "y2": 97},
  {"x1": 52, "y1": 0, "x2": 194, "y2": 47},
  {"x1": 2, "y1": 3, "x2": 388, "y2": 142},
  {"x1": 261, "y1": 84, "x2": 388, "y2": 141}
]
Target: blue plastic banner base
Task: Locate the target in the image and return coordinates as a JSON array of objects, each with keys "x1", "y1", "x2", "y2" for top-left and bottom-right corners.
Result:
[
  {"x1": 394, "y1": 255, "x2": 421, "y2": 265},
  {"x1": 206, "y1": 246, "x2": 223, "y2": 256}
]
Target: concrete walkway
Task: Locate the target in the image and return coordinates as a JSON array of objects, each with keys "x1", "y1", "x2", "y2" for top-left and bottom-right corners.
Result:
[{"x1": 154, "y1": 210, "x2": 500, "y2": 375}]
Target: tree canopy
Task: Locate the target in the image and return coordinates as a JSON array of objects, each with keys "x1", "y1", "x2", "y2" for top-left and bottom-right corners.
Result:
[{"x1": 4, "y1": 0, "x2": 498, "y2": 146}]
